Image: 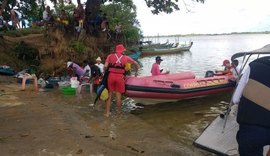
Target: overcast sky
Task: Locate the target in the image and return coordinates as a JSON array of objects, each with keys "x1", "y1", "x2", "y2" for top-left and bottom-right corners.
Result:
[{"x1": 134, "y1": 0, "x2": 270, "y2": 36}]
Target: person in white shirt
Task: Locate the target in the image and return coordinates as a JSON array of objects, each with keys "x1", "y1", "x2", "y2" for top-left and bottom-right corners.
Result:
[
  {"x1": 232, "y1": 56, "x2": 270, "y2": 156},
  {"x1": 95, "y1": 57, "x2": 104, "y2": 74},
  {"x1": 83, "y1": 60, "x2": 91, "y2": 77},
  {"x1": 43, "y1": 6, "x2": 51, "y2": 22},
  {"x1": 232, "y1": 66, "x2": 249, "y2": 104},
  {"x1": 230, "y1": 59, "x2": 241, "y2": 79}
]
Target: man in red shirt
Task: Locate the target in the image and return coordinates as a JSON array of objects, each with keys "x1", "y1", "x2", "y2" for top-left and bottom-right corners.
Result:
[
  {"x1": 104, "y1": 44, "x2": 139, "y2": 117},
  {"x1": 151, "y1": 56, "x2": 169, "y2": 76}
]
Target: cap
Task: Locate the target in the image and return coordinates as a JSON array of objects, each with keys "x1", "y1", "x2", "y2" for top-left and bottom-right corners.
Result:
[
  {"x1": 115, "y1": 44, "x2": 126, "y2": 54},
  {"x1": 96, "y1": 57, "x2": 101, "y2": 61},
  {"x1": 67, "y1": 61, "x2": 72, "y2": 68},
  {"x1": 222, "y1": 59, "x2": 230, "y2": 66},
  {"x1": 156, "y1": 56, "x2": 163, "y2": 62}
]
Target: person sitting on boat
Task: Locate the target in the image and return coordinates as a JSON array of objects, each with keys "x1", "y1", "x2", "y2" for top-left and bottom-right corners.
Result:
[
  {"x1": 151, "y1": 56, "x2": 169, "y2": 76},
  {"x1": 232, "y1": 56, "x2": 270, "y2": 156},
  {"x1": 230, "y1": 59, "x2": 240, "y2": 79},
  {"x1": 104, "y1": 44, "x2": 139, "y2": 117},
  {"x1": 215, "y1": 59, "x2": 233, "y2": 75}
]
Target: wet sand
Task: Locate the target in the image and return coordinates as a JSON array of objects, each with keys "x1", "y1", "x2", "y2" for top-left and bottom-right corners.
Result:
[{"x1": 0, "y1": 75, "x2": 215, "y2": 156}]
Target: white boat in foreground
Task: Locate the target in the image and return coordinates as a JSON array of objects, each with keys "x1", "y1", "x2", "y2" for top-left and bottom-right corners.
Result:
[
  {"x1": 194, "y1": 44, "x2": 270, "y2": 155},
  {"x1": 194, "y1": 109, "x2": 269, "y2": 155}
]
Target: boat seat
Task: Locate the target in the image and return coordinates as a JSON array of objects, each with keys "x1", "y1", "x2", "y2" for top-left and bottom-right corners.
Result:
[{"x1": 205, "y1": 71, "x2": 214, "y2": 78}]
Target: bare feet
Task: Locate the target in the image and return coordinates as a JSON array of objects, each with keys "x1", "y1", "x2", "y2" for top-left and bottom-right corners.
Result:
[{"x1": 104, "y1": 112, "x2": 111, "y2": 117}]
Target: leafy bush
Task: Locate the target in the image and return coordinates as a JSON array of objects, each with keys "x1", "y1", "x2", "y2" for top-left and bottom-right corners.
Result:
[
  {"x1": 13, "y1": 41, "x2": 39, "y2": 63},
  {"x1": 70, "y1": 41, "x2": 86, "y2": 54},
  {"x1": 4, "y1": 27, "x2": 43, "y2": 37}
]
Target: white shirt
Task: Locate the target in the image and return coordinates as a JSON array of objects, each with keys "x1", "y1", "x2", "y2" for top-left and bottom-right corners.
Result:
[
  {"x1": 43, "y1": 10, "x2": 49, "y2": 21},
  {"x1": 95, "y1": 63, "x2": 104, "y2": 73},
  {"x1": 231, "y1": 66, "x2": 241, "y2": 78},
  {"x1": 83, "y1": 65, "x2": 91, "y2": 77},
  {"x1": 232, "y1": 66, "x2": 250, "y2": 104}
]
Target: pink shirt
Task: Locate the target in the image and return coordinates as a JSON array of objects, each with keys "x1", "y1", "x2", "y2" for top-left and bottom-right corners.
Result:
[{"x1": 151, "y1": 63, "x2": 161, "y2": 76}]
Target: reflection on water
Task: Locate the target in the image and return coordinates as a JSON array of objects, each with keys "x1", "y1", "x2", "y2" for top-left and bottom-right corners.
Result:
[
  {"x1": 139, "y1": 34, "x2": 270, "y2": 77},
  {"x1": 130, "y1": 92, "x2": 232, "y2": 155}
]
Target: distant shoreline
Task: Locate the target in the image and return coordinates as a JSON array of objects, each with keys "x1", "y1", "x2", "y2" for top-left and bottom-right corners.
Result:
[{"x1": 144, "y1": 31, "x2": 270, "y2": 38}]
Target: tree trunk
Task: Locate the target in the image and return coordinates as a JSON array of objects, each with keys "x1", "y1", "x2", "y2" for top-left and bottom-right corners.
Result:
[
  {"x1": 1, "y1": 0, "x2": 8, "y2": 11},
  {"x1": 84, "y1": 0, "x2": 101, "y2": 34}
]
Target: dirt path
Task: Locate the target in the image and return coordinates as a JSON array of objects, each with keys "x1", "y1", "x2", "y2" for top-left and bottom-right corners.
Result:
[{"x1": 0, "y1": 76, "x2": 184, "y2": 156}]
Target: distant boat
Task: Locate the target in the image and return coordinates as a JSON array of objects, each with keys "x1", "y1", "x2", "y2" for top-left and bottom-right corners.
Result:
[{"x1": 141, "y1": 41, "x2": 193, "y2": 56}]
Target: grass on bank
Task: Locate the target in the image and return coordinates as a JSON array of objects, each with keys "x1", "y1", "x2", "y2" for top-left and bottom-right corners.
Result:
[{"x1": 3, "y1": 27, "x2": 43, "y2": 37}]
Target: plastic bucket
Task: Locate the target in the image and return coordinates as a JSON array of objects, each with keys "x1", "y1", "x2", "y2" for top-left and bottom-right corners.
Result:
[
  {"x1": 61, "y1": 87, "x2": 76, "y2": 95},
  {"x1": 70, "y1": 77, "x2": 79, "y2": 88}
]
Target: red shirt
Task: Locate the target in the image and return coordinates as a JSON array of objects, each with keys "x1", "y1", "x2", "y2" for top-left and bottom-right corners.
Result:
[{"x1": 105, "y1": 53, "x2": 136, "y2": 70}]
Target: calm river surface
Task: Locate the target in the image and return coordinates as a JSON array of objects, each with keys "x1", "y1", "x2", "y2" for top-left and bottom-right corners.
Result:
[{"x1": 127, "y1": 34, "x2": 270, "y2": 155}]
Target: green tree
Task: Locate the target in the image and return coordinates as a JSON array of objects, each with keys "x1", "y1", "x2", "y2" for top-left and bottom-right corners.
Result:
[
  {"x1": 83, "y1": 0, "x2": 204, "y2": 36},
  {"x1": 102, "y1": 0, "x2": 141, "y2": 44},
  {"x1": 145, "y1": 0, "x2": 204, "y2": 14}
]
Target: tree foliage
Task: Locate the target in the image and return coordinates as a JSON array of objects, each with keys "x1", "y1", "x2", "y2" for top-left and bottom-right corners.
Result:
[
  {"x1": 102, "y1": 0, "x2": 141, "y2": 43},
  {"x1": 144, "y1": 0, "x2": 204, "y2": 14},
  {"x1": 102, "y1": 0, "x2": 205, "y2": 15}
]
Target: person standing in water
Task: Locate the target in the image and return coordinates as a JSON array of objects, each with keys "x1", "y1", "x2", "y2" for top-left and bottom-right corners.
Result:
[{"x1": 104, "y1": 44, "x2": 139, "y2": 117}]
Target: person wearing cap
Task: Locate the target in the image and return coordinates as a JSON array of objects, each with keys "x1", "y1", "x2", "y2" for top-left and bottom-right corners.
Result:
[
  {"x1": 95, "y1": 56, "x2": 104, "y2": 74},
  {"x1": 67, "y1": 61, "x2": 85, "y2": 80},
  {"x1": 104, "y1": 44, "x2": 139, "y2": 117},
  {"x1": 215, "y1": 59, "x2": 233, "y2": 75},
  {"x1": 151, "y1": 56, "x2": 169, "y2": 76},
  {"x1": 232, "y1": 56, "x2": 270, "y2": 156}
]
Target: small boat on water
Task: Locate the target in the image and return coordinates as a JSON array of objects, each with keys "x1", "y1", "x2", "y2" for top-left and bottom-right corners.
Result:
[
  {"x1": 0, "y1": 65, "x2": 16, "y2": 76},
  {"x1": 125, "y1": 71, "x2": 235, "y2": 105},
  {"x1": 194, "y1": 44, "x2": 270, "y2": 156},
  {"x1": 141, "y1": 41, "x2": 193, "y2": 56}
]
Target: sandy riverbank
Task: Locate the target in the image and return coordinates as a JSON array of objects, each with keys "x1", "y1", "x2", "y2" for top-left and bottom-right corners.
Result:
[{"x1": 0, "y1": 75, "x2": 200, "y2": 156}]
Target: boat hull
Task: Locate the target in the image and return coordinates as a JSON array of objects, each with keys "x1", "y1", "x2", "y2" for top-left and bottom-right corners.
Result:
[
  {"x1": 194, "y1": 111, "x2": 270, "y2": 155},
  {"x1": 0, "y1": 66, "x2": 16, "y2": 76},
  {"x1": 125, "y1": 72, "x2": 235, "y2": 104},
  {"x1": 141, "y1": 42, "x2": 193, "y2": 56}
]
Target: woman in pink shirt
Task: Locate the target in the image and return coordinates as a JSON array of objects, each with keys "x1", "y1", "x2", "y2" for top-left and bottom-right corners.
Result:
[{"x1": 151, "y1": 56, "x2": 169, "y2": 76}]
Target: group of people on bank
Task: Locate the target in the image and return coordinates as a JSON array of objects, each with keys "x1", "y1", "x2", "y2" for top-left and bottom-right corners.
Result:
[
  {"x1": 42, "y1": 4, "x2": 123, "y2": 40},
  {"x1": 67, "y1": 56, "x2": 104, "y2": 92},
  {"x1": 67, "y1": 44, "x2": 139, "y2": 117}
]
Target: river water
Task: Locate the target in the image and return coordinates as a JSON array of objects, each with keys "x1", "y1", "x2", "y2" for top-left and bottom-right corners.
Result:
[
  {"x1": 127, "y1": 34, "x2": 270, "y2": 155},
  {"x1": 139, "y1": 34, "x2": 270, "y2": 77}
]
